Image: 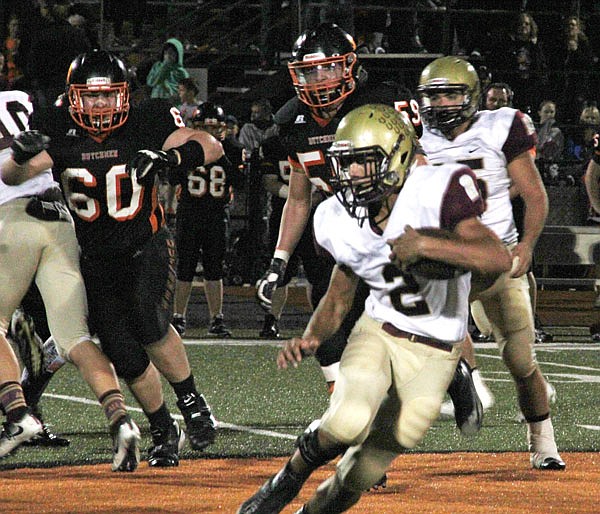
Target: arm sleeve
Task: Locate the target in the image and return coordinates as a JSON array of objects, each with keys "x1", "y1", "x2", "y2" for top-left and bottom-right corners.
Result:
[{"x1": 440, "y1": 167, "x2": 486, "y2": 230}]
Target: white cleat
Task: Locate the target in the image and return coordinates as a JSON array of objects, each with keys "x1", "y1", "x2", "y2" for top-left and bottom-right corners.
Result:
[
  {"x1": 0, "y1": 412, "x2": 43, "y2": 458},
  {"x1": 111, "y1": 415, "x2": 141, "y2": 472},
  {"x1": 439, "y1": 369, "x2": 495, "y2": 421}
]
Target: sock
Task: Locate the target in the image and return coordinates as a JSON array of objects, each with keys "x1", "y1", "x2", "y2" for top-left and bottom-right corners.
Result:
[
  {"x1": 0, "y1": 382, "x2": 28, "y2": 423},
  {"x1": 99, "y1": 389, "x2": 127, "y2": 429},
  {"x1": 146, "y1": 402, "x2": 172, "y2": 431},
  {"x1": 170, "y1": 374, "x2": 197, "y2": 400}
]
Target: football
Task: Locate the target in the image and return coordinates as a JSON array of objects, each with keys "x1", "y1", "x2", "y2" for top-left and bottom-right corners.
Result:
[{"x1": 405, "y1": 227, "x2": 468, "y2": 280}]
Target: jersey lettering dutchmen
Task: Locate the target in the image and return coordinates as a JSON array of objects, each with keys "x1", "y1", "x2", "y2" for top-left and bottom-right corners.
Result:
[
  {"x1": 276, "y1": 81, "x2": 422, "y2": 193},
  {"x1": 419, "y1": 107, "x2": 536, "y2": 245},
  {"x1": 314, "y1": 163, "x2": 484, "y2": 343},
  {"x1": 32, "y1": 98, "x2": 182, "y2": 257}
]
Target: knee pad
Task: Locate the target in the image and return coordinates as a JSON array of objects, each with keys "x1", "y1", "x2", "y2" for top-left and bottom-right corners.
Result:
[
  {"x1": 297, "y1": 427, "x2": 347, "y2": 470},
  {"x1": 104, "y1": 345, "x2": 150, "y2": 381},
  {"x1": 396, "y1": 396, "x2": 440, "y2": 449}
]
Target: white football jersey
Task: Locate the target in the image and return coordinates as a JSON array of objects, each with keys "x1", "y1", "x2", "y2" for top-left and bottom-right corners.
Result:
[
  {"x1": 314, "y1": 163, "x2": 483, "y2": 343},
  {"x1": 420, "y1": 107, "x2": 537, "y2": 245},
  {"x1": 0, "y1": 90, "x2": 54, "y2": 205}
]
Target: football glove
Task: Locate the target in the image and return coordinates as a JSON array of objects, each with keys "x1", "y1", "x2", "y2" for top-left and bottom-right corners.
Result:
[
  {"x1": 11, "y1": 130, "x2": 50, "y2": 165},
  {"x1": 126, "y1": 148, "x2": 180, "y2": 185},
  {"x1": 256, "y1": 257, "x2": 287, "y2": 311}
]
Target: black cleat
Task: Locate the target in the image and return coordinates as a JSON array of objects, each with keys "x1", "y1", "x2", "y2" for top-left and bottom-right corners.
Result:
[
  {"x1": 237, "y1": 463, "x2": 306, "y2": 514},
  {"x1": 208, "y1": 314, "x2": 232, "y2": 337},
  {"x1": 176, "y1": 393, "x2": 217, "y2": 451},
  {"x1": 10, "y1": 308, "x2": 45, "y2": 379},
  {"x1": 368, "y1": 473, "x2": 387, "y2": 491},
  {"x1": 446, "y1": 358, "x2": 483, "y2": 436},
  {"x1": 470, "y1": 326, "x2": 493, "y2": 342},
  {"x1": 259, "y1": 314, "x2": 280, "y2": 339},
  {"x1": 536, "y1": 456, "x2": 566, "y2": 470},
  {"x1": 172, "y1": 315, "x2": 186, "y2": 337},
  {"x1": 148, "y1": 419, "x2": 185, "y2": 467},
  {"x1": 22, "y1": 423, "x2": 70, "y2": 447}
]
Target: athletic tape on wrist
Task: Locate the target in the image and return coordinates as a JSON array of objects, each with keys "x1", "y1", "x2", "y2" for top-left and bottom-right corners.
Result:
[{"x1": 274, "y1": 249, "x2": 290, "y2": 263}]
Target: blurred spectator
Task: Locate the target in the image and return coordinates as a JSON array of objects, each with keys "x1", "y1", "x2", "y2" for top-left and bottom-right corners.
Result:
[
  {"x1": 484, "y1": 82, "x2": 514, "y2": 110},
  {"x1": 536, "y1": 100, "x2": 564, "y2": 164},
  {"x1": 303, "y1": 0, "x2": 354, "y2": 36},
  {"x1": 550, "y1": 15, "x2": 597, "y2": 123},
  {"x1": 224, "y1": 114, "x2": 245, "y2": 155},
  {"x1": 146, "y1": 37, "x2": 189, "y2": 102},
  {"x1": 238, "y1": 98, "x2": 278, "y2": 156},
  {"x1": 177, "y1": 77, "x2": 201, "y2": 127},
  {"x1": 24, "y1": 0, "x2": 91, "y2": 109},
  {"x1": 3, "y1": 14, "x2": 23, "y2": 89},
  {"x1": 565, "y1": 103, "x2": 600, "y2": 162},
  {"x1": 493, "y1": 11, "x2": 548, "y2": 114}
]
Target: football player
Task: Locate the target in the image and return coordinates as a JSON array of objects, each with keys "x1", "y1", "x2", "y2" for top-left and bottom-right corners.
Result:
[
  {"x1": 0, "y1": 89, "x2": 140, "y2": 470},
  {"x1": 2, "y1": 50, "x2": 220, "y2": 466},
  {"x1": 418, "y1": 56, "x2": 565, "y2": 470},
  {"x1": 171, "y1": 102, "x2": 245, "y2": 337},
  {"x1": 256, "y1": 134, "x2": 328, "y2": 339},
  {"x1": 238, "y1": 104, "x2": 511, "y2": 514},
  {"x1": 256, "y1": 22, "x2": 422, "y2": 390}
]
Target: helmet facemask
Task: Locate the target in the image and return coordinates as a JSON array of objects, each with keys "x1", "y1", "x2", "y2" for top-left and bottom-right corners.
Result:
[
  {"x1": 327, "y1": 136, "x2": 414, "y2": 224},
  {"x1": 288, "y1": 52, "x2": 357, "y2": 113},
  {"x1": 68, "y1": 80, "x2": 129, "y2": 140},
  {"x1": 418, "y1": 84, "x2": 476, "y2": 134},
  {"x1": 417, "y1": 56, "x2": 481, "y2": 135}
]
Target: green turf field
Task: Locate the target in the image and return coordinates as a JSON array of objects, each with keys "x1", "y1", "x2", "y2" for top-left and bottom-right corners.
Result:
[{"x1": 1, "y1": 337, "x2": 598, "y2": 470}]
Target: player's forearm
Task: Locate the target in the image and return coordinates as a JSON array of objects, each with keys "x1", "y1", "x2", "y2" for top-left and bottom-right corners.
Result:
[
  {"x1": 302, "y1": 269, "x2": 356, "y2": 343},
  {"x1": 520, "y1": 186, "x2": 549, "y2": 248},
  {"x1": 1, "y1": 151, "x2": 52, "y2": 185},
  {"x1": 585, "y1": 160, "x2": 600, "y2": 213},
  {"x1": 275, "y1": 196, "x2": 310, "y2": 255}
]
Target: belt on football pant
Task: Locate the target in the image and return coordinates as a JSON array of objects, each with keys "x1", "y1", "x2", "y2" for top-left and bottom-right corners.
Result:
[{"x1": 382, "y1": 322, "x2": 453, "y2": 353}]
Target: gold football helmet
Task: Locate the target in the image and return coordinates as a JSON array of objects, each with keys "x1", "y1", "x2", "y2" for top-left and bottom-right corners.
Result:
[
  {"x1": 326, "y1": 104, "x2": 417, "y2": 221},
  {"x1": 417, "y1": 56, "x2": 481, "y2": 133}
]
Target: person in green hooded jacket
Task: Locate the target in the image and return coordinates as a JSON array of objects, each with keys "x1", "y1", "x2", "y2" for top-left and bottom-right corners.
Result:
[{"x1": 146, "y1": 37, "x2": 189, "y2": 102}]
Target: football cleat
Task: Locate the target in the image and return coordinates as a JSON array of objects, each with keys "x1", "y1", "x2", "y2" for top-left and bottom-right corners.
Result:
[
  {"x1": 208, "y1": 314, "x2": 232, "y2": 338},
  {"x1": 111, "y1": 415, "x2": 141, "y2": 472},
  {"x1": 0, "y1": 411, "x2": 43, "y2": 458},
  {"x1": 10, "y1": 308, "x2": 44, "y2": 379},
  {"x1": 22, "y1": 422, "x2": 70, "y2": 447},
  {"x1": 172, "y1": 314, "x2": 186, "y2": 337},
  {"x1": 176, "y1": 392, "x2": 217, "y2": 451},
  {"x1": 445, "y1": 358, "x2": 483, "y2": 436},
  {"x1": 470, "y1": 326, "x2": 493, "y2": 342},
  {"x1": 259, "y1": 314, "x2": 280, "y2": 339},
  {"x1": 148, "y1": 419, "x2": 185, "y2": 467},
  {"x1": 531, "y1": 454, "x2": 566, "y2": 470},
  {"x1": 237, "y1": 463, "x2": 306, "y2": 514},
  {"x1": 528, "y1": 417, "x2": 565, "y2": 471}
]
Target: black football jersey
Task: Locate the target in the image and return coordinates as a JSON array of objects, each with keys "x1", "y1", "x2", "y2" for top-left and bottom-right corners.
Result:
[
  {"x1": 275, "y1": 80, "x2": 421, "y2": 194},
  {"x1": 176, "y1": 138, "x2": 244, "y2": 211},
  {"x1": 31, "y1": 99, "x2": 181, "y2": 257}
]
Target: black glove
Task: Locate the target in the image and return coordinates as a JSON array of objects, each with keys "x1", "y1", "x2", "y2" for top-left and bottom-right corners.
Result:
[
  {"x1": 126, "y1": 149, "x2": 180, "y2": 185},
  {"x1": 11, "y1": 130, "x2": 50, "y2": 165},
  {"x1": 256, "y1": 257, "x2": 287, "y2": 311}
]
